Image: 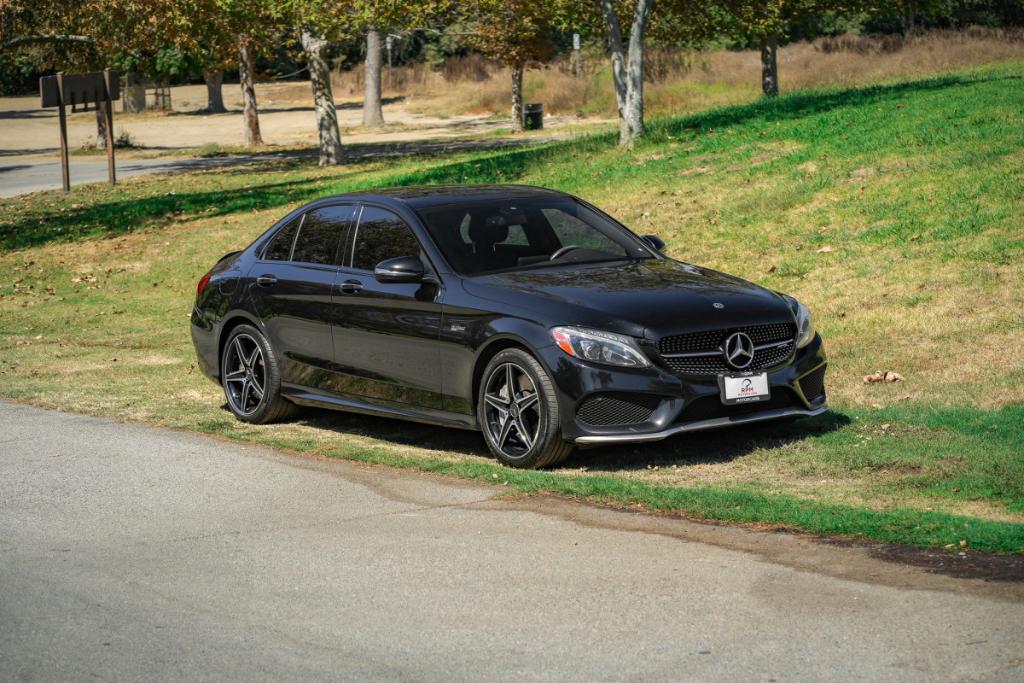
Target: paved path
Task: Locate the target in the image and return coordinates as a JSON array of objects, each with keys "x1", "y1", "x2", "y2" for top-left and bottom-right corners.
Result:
[
  {"x1": 0, "y1": 154, "x2": 297, "y2": 198},
  {"x1": 0, "y1": 137, "x2": 556, "y2": 198},
  {"x1": 1, "y1": 401, "x2": 1022, "y2": 681}
]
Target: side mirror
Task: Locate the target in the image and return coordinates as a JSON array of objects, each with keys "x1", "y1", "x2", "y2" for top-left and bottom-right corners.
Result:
[
  {"x1": 641, "y1": 234, "x2": 666, "y2": 252},
  {"x1": 374, "y1": 255, "x2": 426, "y2": 283}
]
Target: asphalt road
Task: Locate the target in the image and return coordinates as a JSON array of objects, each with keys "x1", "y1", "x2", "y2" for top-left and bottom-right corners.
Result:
[
  {"x1": 1, "y1": 401, "x2": 1022, "y2": 681},
  {"x1": 0, "y1": 153, "x2": 306, "y2": 198}
]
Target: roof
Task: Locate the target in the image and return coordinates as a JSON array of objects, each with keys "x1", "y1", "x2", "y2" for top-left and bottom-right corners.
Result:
[{"x1": 318, "y1": 184, "x2": 569, "y2": 210}]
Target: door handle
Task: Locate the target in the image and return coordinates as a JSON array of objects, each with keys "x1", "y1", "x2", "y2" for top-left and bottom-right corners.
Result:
[
  {"x1": 338, "y1": 279, "x2": 363, "y2": 295},
  {"x1": 256, "y1": 274, "x2": 278, "y2": 287}
]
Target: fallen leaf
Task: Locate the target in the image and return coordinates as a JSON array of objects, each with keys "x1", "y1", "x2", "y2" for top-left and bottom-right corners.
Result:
[
  {"x1": 864, "y1": 370, "x2": 904, "y2": 384},
  {"x1": 815, "y1": 245, "x2": 834, "y2": 253}
]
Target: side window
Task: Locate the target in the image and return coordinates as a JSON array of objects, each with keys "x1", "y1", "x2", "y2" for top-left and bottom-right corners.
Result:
[
  {"x1": 351, "y1": 207, "x2": 422, "y2": 271},
  {"x1": 291, "y1": 205, "x2": 351, "y2": 265},
  {"x1": 263, "y1": 215, "x2": 301, "y2": 261}
]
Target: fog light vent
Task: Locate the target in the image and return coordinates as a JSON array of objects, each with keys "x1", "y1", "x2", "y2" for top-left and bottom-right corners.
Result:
[{"x1": 576, "y1": 393, "x2": 662, "y2": 427}]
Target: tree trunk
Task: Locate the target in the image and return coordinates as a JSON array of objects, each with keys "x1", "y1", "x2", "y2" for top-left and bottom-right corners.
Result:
[
  {"x1": 300, "y1": 27, "x2": 343, "y2": 166},
  {"x1": 760, "y1": 34, "x2": 779, "y2": 98},
  {"x1": 95, "y1": 104, "x2": 107, "y2": 149},
  {"x1": 203, "y1": 68, "x2": 226, "y2": 113},
  {"x1": 510, "y1": 63, "x2": 524, "y2": 133},
  {"x1": 363, "y1": 28, "x2": 384, "y2": 128},
  {"x1": 598, "y1": 0, "x2": 651, "y2": 147},
  {"x1": 237, "y1": 36, "x2": 263, "y2": 146}
]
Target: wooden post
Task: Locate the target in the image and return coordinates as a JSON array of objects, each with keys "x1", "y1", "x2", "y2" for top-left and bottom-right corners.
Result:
[
  {"x1": 55, "y1": 72, "x2": 70, "y2": 193},
  {"x1": 103, "y1": 69, "x2": 116, "y2": 185}
]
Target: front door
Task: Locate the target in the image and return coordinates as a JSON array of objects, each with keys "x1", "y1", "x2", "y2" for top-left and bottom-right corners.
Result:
[
  {"x1": 248, "y1": 204, "x2": 356, "y2": 390},
  {"x1": 327, "y1": 205, "x2": 444, "y2": 408}
]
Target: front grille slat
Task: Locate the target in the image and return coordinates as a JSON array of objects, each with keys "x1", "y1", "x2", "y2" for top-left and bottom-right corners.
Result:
[
  {"x1": 576, "y1": 393, "x2": 662, "y2": 427},
  {"x1": 658, "y1": 322, "x2": 796, "y2": 376}
]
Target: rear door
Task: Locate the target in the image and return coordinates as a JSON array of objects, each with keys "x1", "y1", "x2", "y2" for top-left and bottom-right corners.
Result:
[
  {"x1": 327, "y1": 205, "x2": 445, "y2": 408},
  {"x1": 248, "y1": 204, "x2": 356, "y2": 389}
]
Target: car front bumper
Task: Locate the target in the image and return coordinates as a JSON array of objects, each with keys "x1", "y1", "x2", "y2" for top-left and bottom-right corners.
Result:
[{"x1": 536, "y1": 334, "x2": 828, "y2": 445}]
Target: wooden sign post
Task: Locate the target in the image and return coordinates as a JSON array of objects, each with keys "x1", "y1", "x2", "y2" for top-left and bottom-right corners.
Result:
[{"x1": 40, "y1": 70, "x2": 120, "y2": 192}]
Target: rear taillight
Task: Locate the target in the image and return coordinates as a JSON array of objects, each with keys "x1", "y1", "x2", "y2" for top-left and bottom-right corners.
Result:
[{"x1": 196, "y1": 271, "x2": 212, "y2": 297}]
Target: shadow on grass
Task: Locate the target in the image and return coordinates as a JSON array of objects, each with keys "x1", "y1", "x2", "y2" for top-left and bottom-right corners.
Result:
[
  {"x1": 564, "y1": 411, "x2": 851, "y2": 471},
  {"x1": 2, "y1": 71, "x2": 1008, "y2": 251},
  {"x1": 273, "y1": 402, "x2": 850, "y2": 474}
]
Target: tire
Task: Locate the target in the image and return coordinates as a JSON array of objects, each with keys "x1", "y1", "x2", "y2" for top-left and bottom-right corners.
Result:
[
  {"x1": 220, "y1": 324, "x2": 296, "y2": 424},
  {"x1": 477, "y1": 348, "x2": 574, "y2": 469}
]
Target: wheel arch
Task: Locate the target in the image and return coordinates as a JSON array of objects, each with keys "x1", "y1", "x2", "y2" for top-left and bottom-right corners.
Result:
[
  {"x1": 471, "y1": 334, "x2": 540, "y2": 411},
  {"x1": 216, "y1": 311, "x2": 264, "y2": 378}
]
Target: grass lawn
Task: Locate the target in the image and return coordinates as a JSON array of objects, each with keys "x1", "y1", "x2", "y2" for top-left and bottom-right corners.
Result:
[{"x1": 1, "y1": 62, "x2": 1022, "y2": 552}]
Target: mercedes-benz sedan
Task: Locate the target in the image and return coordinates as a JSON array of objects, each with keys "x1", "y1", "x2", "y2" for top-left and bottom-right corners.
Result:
[{"x1": 191, "y1": 185, "x2": 827, "y2": 468}]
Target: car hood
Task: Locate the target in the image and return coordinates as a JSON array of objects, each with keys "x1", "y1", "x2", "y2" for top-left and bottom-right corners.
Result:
[{"x1": 462, "y1": 258, "x2": 795, "y2": 339}]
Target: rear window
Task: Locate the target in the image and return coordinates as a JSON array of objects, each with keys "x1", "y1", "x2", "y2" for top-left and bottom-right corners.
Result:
[
  {"x1": 263, "y1": 215, "x2": 301, "y2": 261},
  {"x1": 291, "y1": 205, "x2": 351, "y2": 265}
]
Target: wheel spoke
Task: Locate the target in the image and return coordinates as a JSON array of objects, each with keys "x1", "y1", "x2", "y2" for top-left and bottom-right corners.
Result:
[
  {"x1": 505, "y1": 363, "x2": 516, "y2": 402},
  {"x1": 233, "y1": 337, "x2": 246, "y2": 366},
  {"x1": 516, "y1": 392, "x2": 538, "y2": 412},
  {"x1": 245, "y1": 345, "x2": 261, "y2": 370},
  {"x1": 240, "y1": 380, "x2": 251, "y2": 411},
  {"x1": 249, "y1": 380, "x2": 264, "y2": 400},
  {"x1": 496, "y1": 415, "x2": 514, "y2": 449},
  {"x1": 514, "y1": 416, "x2": 534, "y2": 449},
  {"x1": 484, "y1": 393, "x2": 509, "y2": 412},
  {"x1": 225, "y1": 368, "x2": 246, "y2": 381}
]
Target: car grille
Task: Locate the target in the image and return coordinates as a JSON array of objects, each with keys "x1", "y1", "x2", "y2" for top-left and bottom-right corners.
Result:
[
  {"x1": 658, "y1": 322, "x2": 797, "y2": 375},
  {"x1": 576, "y1": 393, "x2": 663, "y2": 427}
]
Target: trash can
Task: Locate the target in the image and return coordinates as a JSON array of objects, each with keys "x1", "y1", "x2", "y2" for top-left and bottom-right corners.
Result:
[{"x1": 523, "y1": 103, "x2": 543, "y2": 130}]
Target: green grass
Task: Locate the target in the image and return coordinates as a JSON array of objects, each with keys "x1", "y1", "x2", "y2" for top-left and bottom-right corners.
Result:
[{"x1": 2, "y1": 63, "x2": 1023, "y2": 552}]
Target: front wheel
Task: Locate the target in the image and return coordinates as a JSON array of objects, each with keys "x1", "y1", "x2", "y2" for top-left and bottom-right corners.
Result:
[
  {"x1": 221, "y1": 324, "x2": 295, "y2": 424},
  {"x1": 478, "y1": 348, "x2": 574, "y2": 469}
]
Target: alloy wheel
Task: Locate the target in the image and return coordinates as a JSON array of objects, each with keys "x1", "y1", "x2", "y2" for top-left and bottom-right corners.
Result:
[
  {"x1": 483, "y1": 362, "x2": 542, "y2": 459},
  {"x1": 223, "y1": 333, "x2": 266, "y2": 416}
]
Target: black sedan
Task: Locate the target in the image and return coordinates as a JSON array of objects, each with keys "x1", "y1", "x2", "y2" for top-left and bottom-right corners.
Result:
[{"x1": 191, "y1": 185, "x2": 827, "y2": 468}]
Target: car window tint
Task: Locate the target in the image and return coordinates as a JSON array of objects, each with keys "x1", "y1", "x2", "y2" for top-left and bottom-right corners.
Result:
[
  {"x1": 291, "y1": 205, "x2": 350, "y2": 265},
  {"x1": 263, "y1": 215, "x2": 301, "y2": 261},
  {"x1": 542, "y1": 208, "x2": 621, "y2": 253},
  {"x1": 351, "y1": 207, "x2": 421, "y2": 271},
  {"x1": 418, "y1": 198, "x2": 648, "y2": 276}
]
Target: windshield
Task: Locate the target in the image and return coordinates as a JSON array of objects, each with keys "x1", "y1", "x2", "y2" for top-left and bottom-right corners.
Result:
[{"x1": 416, "y1": 197, "x2": 654, "y2": 276}]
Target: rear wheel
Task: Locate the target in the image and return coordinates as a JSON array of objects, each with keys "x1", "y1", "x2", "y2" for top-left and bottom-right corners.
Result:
[
  {"x1": 478, "y1": 348, "x2": 573, "y2": 469},
  {"x1": 221, "y1": 324, "x2": 295, "y2": 424}
]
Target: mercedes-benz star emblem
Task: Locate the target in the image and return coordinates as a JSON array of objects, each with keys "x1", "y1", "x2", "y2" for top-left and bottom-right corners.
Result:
[
  {"x1": 713, "y1": 302, "x2": 725, "y2": 309},
  {"x1": 723, "y1": 332, "x2": 755, "y2": 370}
]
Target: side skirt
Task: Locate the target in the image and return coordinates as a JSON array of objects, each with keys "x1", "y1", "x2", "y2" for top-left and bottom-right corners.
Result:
[{"x1": 281, "y1": 384, "x2": 479, "y2": 432}]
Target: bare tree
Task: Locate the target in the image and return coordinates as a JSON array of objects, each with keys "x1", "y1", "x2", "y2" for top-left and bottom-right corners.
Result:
[
  {"x1": 203, "y1": 68, "x2": 227, "y2": 113},
  {"x1": 598, "y1": 0, "x2": 652, "y2": 147},
  {"x1": 300, "y1": 27, "x2": 343, "y2": 165},
  {"x1": 363, "y1": 28, "x2": 385, "y2": 127},
  {"x1": 237, "y1": 35, "x2": 263, "y2": 146},
  {"x1": 759, "y1": 33, "x2": 779, "y2": 97}
]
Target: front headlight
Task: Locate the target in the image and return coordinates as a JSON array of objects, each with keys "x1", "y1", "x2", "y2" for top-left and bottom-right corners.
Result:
[
  {"x1": 551, "y1": 326, "x2": 650, "y2": 368},
  {"x1": 792, "y1": 299, "x2": 815, "y2": 348}
]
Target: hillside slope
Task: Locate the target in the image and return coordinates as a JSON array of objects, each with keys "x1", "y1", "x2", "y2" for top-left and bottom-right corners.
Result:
[{"x1": 1, "y1": 62, "x2": 1022, "y2": 550}]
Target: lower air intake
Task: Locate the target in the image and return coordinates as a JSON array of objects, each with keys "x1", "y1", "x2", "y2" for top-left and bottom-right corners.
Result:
[{"x1": 576, "y1": 393, "x2": 662, "y2": 427}]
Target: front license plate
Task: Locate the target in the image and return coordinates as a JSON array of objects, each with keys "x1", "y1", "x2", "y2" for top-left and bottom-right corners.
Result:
[{"x1": 719, "y1": 373, "x2": 770, "y2": 405}]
